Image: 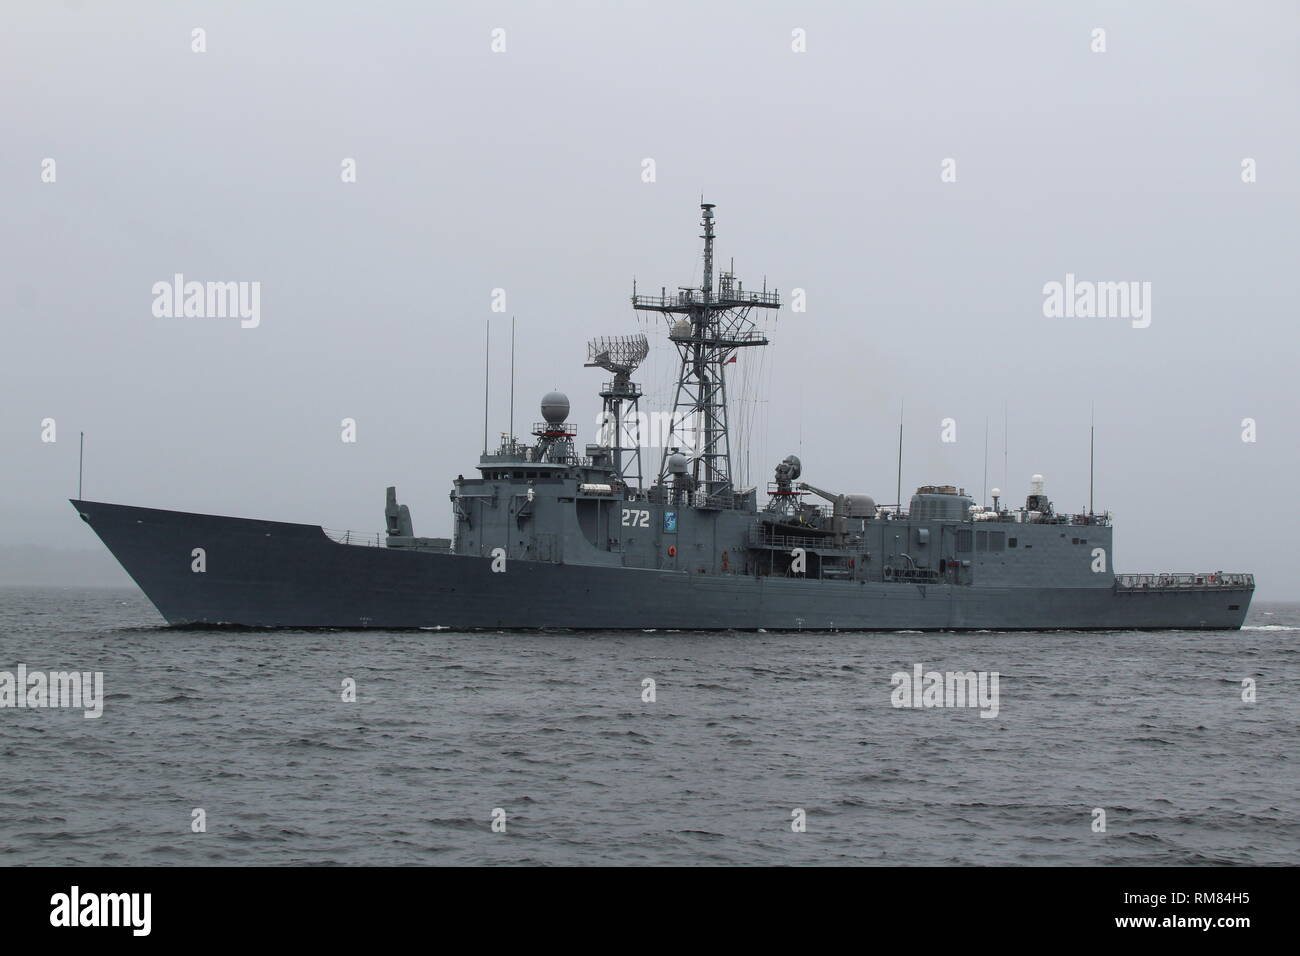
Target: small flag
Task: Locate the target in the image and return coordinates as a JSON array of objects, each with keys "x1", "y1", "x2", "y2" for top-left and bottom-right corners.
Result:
[{"x1": 725, "y1": 355, "x2": 737, "y2": 364}]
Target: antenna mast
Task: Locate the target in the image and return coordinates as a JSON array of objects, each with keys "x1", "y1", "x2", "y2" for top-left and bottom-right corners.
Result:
[
  {"x1": 1089, "y1": 404, "x2": 1095, "y2": 516},
  {"x1": 482, "y1": 320, "x2": 490, "y2": 454},
  {"x1": 982, "y1": 417, "x2": 989, "y2": 506},
  {"x1": 896, "y1": 408, "x2": 904, "y2": 515},
  {"x1": 509, "y1": 317, "x2": 516, "y2": 445},
  {"x1": 632, "y1": 203, "x2": 780, "y2": 504},
  {"x1": 1003, "y1": 401, "x2": 1008, "y2": 497}
]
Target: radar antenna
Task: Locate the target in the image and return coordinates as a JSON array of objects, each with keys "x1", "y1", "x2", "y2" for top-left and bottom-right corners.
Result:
[
  {"x1": 632, "y1": 203, "x2": 780, "y2": 505},
  {"x1": 585, "y1": 333, "x2": 650, "y2": 490}
]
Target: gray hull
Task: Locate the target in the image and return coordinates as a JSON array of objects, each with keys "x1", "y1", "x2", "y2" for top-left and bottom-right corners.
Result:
[{"x1": 72, "y1": 500, "x2": 1252, "y2": 630}]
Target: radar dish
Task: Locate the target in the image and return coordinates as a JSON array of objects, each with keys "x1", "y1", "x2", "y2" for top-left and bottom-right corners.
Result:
[{"x1": 585, "y1": 334, "x2": 649, "y2": 376}]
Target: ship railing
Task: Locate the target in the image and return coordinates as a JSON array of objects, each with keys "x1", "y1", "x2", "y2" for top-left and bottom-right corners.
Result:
[
  {"x1": 488, "y1": 439, "x2": 531, "y2": 457},
  {"x1": 667, "y1": 327, "x2": 769, "y2": 346},
  {"x1": 503, "y1": 453, "x2": 593, "y2": 468},
  {"x1": 633, "y1": 291, "x2": 698, "y2": 310},
  {"x1": 531, "y1": 422, "x2": 578, "y2": 438},
  {"x1": 688, "y1": 489, "x2": 752, "y2": 511},
  {"x1": 633, "y1": 290, "x2": 781, "y2": 310},
  {"x1": 481, "y1": 447, "x2": 594, "y2": 468},
  {"x1": 715, "y1": 290, "x2": 781, "y2": 308},
  {"x1": 323, "y1": 527, "x2": 383, "y2": 547},
  {"x1": 971, "y1": 511, "x2": 1112, "y2": 527},
  {"x1": 766, "y1": 482, "x2": 807, "y2": 498},
  {"x1": 1032, "y1": 512, "x2": 1113, "y2": 527},
  {"x1": 1068, "y1": 513, "x2": 1112, "y2": 526},
  {"x1": 1115, "y1": 572, "x2": 1254, "y2": 590},
  {"x1": 747, "y1": 528, "x2": 842, "y2": 551}
]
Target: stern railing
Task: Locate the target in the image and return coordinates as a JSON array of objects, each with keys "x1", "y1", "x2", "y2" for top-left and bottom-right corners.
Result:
[{"x1": 1115, "y1": 572, "x2": 1253, "y2": 590}]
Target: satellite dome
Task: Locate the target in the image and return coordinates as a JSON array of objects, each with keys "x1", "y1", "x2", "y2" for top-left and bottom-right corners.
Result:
[
  {"x1": 541, "y1": 391, "x2": 570, "y2": 424},
  {"x1": 991, "y1": 488, "x2": 1001, "y2": 498},
  {"x1": 668, "y1": 453, "x2": 689, "y2": 474}
]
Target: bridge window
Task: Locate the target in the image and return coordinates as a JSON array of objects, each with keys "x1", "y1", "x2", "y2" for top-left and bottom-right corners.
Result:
[
  {"x1": 1008, "y1": 537, "x2": 1018, "y2": 548},
  {"x1": 956, "y1": 530, "x2": 972, "y2": 552}
]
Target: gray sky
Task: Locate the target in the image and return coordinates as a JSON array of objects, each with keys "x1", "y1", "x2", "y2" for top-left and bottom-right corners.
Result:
[{"x1": 3, "y1": 1, "x2": 1297, "y2": 596}]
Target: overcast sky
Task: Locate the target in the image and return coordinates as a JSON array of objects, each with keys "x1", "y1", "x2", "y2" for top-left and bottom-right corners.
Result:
[{"x1": 3, "y1": 1, "x2": 1297, "y2": 596}]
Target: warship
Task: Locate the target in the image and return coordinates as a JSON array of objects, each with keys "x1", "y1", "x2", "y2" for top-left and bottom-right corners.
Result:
[{"x1": 73, "y1": 203, "x2": 1254, "y2": 629}]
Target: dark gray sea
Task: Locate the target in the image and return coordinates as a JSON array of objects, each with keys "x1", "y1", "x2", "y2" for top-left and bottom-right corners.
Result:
[{"x1": 1, "y1": 587, "x2": 1296, "y2": 866}]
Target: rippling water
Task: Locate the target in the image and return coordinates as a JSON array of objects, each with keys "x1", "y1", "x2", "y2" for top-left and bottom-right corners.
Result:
[{"x1": 1, "y1": 587, "x2": 1296, "y2": 865}]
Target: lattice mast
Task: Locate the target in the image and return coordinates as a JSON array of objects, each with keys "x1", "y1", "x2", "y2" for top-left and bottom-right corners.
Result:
[
  {"x1": 585, "y1": 333, "x2": 649, "y2": 490},
  {"x1": 632, "y1": 203, "x2": 780, "y2": 502}
]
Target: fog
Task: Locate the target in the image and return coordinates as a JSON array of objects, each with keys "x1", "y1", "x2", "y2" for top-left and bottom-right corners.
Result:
[{"x1": 2, "y1": 1, "x2": 1296, "y2": 596}]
